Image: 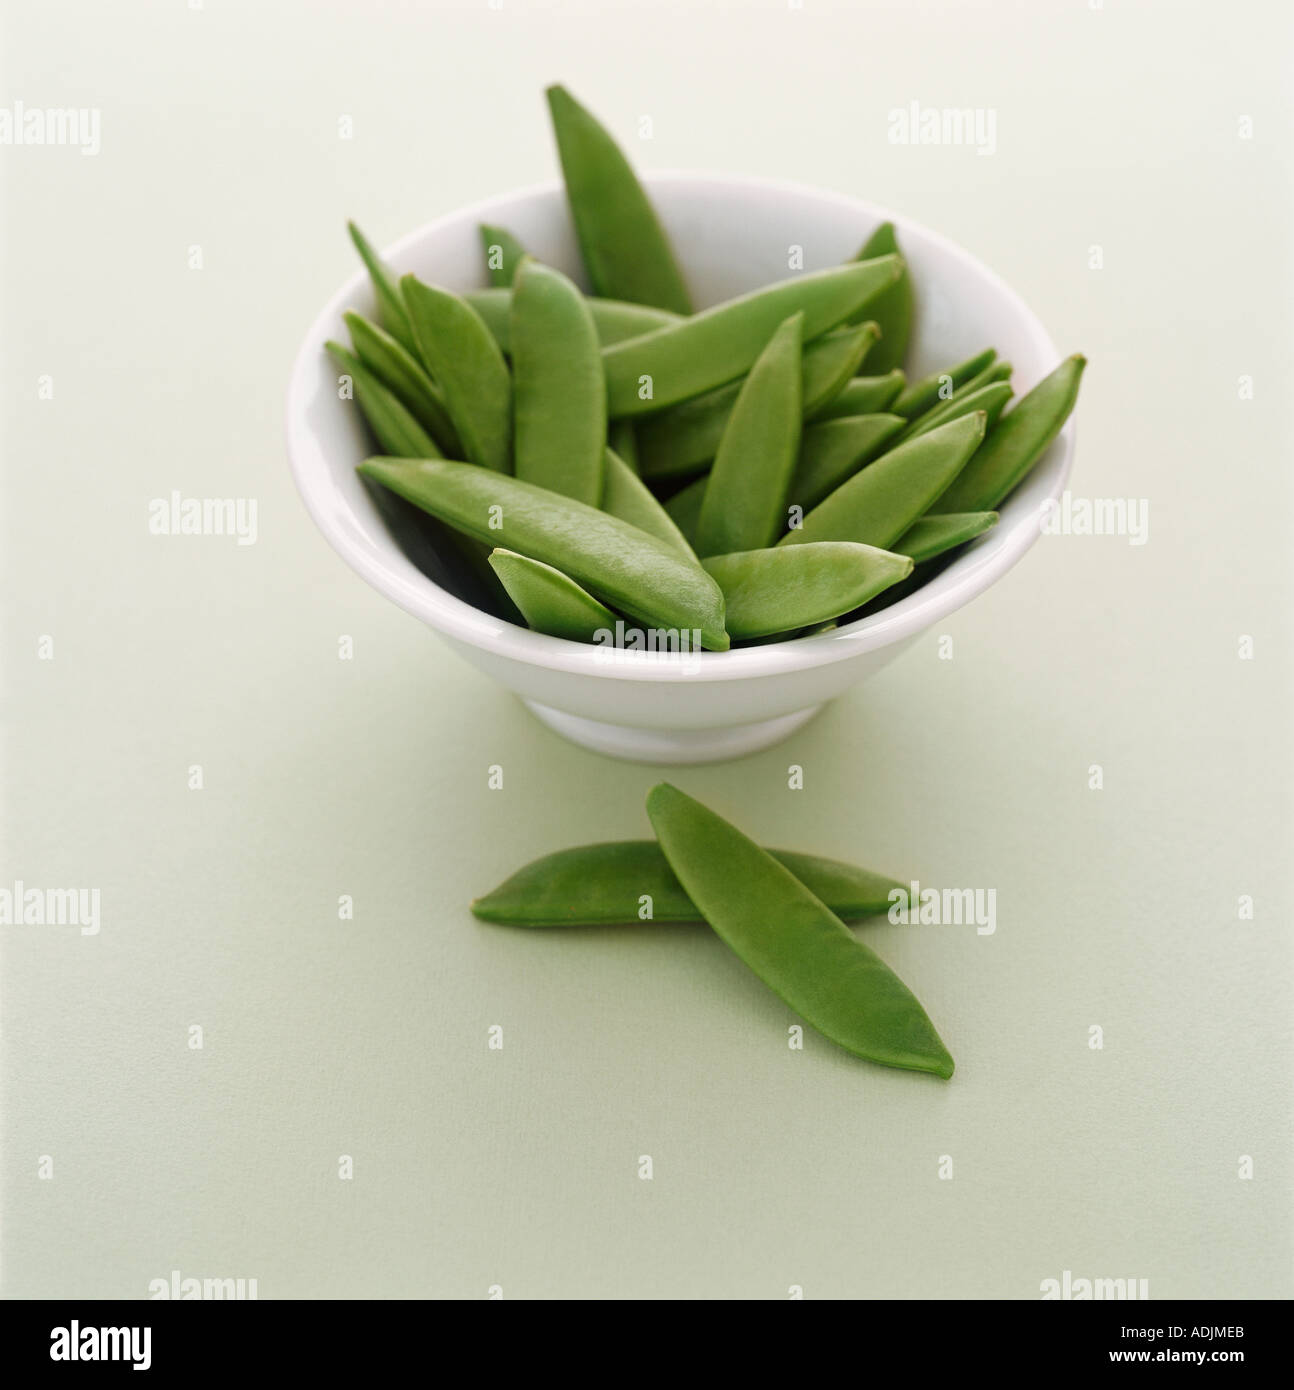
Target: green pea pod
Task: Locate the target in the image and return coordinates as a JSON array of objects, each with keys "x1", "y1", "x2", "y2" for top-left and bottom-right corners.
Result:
[
  {"x1": 961, "y1": 359, "x2": 1014, "y2": 392},
  {"x1": 343, "y1": 312, "x2": 461, "y2": 455},
  {"x1": 900, "y1": 360, "x2": 1012, "y2": 438},
  {"x1": 329, "y1": 348, "x2": 521, "y2": 615},
  {"x1": 803, "y1": 323, "x2": 881, "y2": 409},
  {"x1": 602, "y1": 256, "x2": 903, "y2": 418},
  {"x1": 480, "y1": 223, "x2": 527, "y2": 287},
  {"x1": 402, "y1": 275, "x2": 512, "y2": 473},
  {"x1": 645, "y1": 784, "x2": 954, "y2": 1078},
  {"x1": 488, "y1": 548, "x2": 617, "y2": 643},
  {"x1": 933, "y1": 355, "x2": 1087, "y2": 513},
  {"x1": 703, "y1": 542, "x2": 913, "y2": 638},
  {"x1": 790, "y1": 414, "x2": 906, "y2": 512},
  {"x1": 511, "y1": 259, "x2": 606, "y2": 504},
  {"x1": 466, "y1": 288, "x2": 680, "y2": 353},
  {"x1": 325, "y1": 342, "x2": 441, "y2": 459},
  {"x1": 546, "y1": 84, "x2": 693, "y2": 315},
  {"x1": 601, "y1": 448, "x2": 694, "y2": 555},
  {"x1": 472, "y1": 840, "x2": 906, "y2": 926},
  {"x1": 893, "y1": 511, "x2": 998, "y2": 563},
  {"x1": 662, "y1": 473, "x2": 708, "y2": 544},
  {"x1": 694, "y1": 313, "x2": 804, "y2": 557},
  {"x1": 811, "y1": 370, "x2": 906, "y2": 421},
  {"x1": 780, "y1": 411, "x2": 986, "y2": 549},
  {"x1": 897, "y1": 380, "x2": 1012, "y2": 444},
  {"x1": 891, "y1": 347, "x2": 997, "y2": 419},
  {"x1": 346, "y1": 221, "x2": 417, "y2": 357},
  {"x1": 358, "y1": 457, "x2": 729, "y2": 650},
  {"x1": 635, "y1": 323, "x2": 878, "y2": 481},
  {"x1": 851, "y1": 222, "x2": 912, "y2": 372},
  {"x1": 607, "y1": 420, "x2": 639, "y2": 472}
]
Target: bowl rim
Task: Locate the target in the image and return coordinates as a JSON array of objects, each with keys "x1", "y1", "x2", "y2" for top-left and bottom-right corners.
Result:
[{"x1": 287, "y1": 171, "x2": 1074, "y2": 684}]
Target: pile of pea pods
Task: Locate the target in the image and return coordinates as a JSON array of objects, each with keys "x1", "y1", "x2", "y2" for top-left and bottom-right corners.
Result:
[
  {"x1": 334, "y1": 84, "x2": 1085, "y2": 653},
  {"x1": 473, "y1": 783, "x2": 957, "y2": 1079}
]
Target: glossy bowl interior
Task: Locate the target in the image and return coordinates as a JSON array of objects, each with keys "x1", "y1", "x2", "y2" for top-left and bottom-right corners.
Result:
[{"x1": 287, "y1": 174, "x2": 1074, "y2": 761}]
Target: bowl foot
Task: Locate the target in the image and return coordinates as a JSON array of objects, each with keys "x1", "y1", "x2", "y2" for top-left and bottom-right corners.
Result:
[{"x1": 521, "y1": 700, "x2": 826, "y2": 764}]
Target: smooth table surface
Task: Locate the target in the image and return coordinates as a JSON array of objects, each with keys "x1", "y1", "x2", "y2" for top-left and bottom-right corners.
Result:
[{"x1": 3, "y1": 0, "x2": 1291, "y2": 1298}]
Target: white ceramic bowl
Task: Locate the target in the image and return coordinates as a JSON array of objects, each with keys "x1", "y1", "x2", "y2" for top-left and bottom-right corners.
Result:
[{"x1": 287, "y1": 174, "x2": 1075, "y2": 763}]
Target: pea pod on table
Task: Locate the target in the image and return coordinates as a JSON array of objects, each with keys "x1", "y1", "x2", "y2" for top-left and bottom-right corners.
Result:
[
  {"x1": 358, "y1": 457, "x2": 729, "y2": 650},
  {"x1": 780, "y1": 410, "x2": 987, "y2": 550},
  {"x1": 472, "y1": 840, "x2": 907, "y2": 926},
  {"x1": 932, "y1": 354, "x2": 1087, "y2": 513},
  {"x1": 694, "y1": 313, "x2": 804, "y2": 557},
  {"x1": 402, "y1": 275, "x2": 513, "y2": 473},
  {"x1": 645, "y1": 784, "x2": 955, "y2": 1078},
  {"x1": 510, "y1": 257, "x2": 606, "y2": 505},
  {"x1": 704, "y1": 542, "x2": 913, "y2": 638},
  {"x1": 601, "y1": 256, "x2": 903, "y2": 417},
  {"x1": 635, "y1": 322, "x2": 878, "y2": 481},
  {"x1": 546, "y1": 84, "x2": 693, "y2": 315}
]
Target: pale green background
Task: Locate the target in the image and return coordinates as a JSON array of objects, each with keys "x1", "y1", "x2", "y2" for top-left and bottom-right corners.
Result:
[{"x1": 3, "y1": 0, "x2": 1291, "y2": 1299}]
